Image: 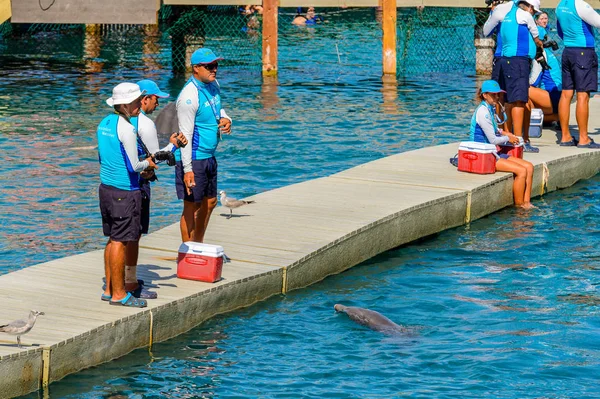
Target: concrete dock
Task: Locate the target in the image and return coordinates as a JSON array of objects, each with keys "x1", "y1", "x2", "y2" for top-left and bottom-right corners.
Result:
[{"x1": 1, "y1": 100, "x2": 600, "y2": 398}]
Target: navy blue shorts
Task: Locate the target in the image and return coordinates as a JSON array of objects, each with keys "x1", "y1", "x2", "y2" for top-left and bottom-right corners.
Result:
[
  {"x1": 562, "y1": 47, "x2": 598, "y2": 92},
  {"x1": 175, "y1": 157, "x2": 218, "y2": 203},
  {"x1": 139, "y1": 179, "x2": 151, "y2": 235},
  {"x1": 491, "y1": 56, "x2": 501, "y2": 82},
  {"x1": 98, "y1": 184, "x2": 141, "y2": 242},
  {"x1": 549, "y1": 89, "x2": 561, "y2": 114},
  {"x1": 497, "y1": 56, "x2": 531, "y2": 103}
]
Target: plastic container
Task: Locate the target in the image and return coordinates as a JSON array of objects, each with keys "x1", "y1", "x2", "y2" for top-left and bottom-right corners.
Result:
[
  {"x1": 497, "y1": 137, "x2": 524, "y2": 159},
  {"x1": 457, "y1": 141, "x2": 497, "y2": 174},
  {"x1": 177, "y1": 242, "x2": 224, "y2": 283},
  {"x1": 528, "y1": 108, "x2": 544, "y2": 138}
]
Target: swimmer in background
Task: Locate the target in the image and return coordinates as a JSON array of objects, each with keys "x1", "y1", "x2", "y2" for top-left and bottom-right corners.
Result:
[
  {"x1": 529, "y1": 14, "x2": 562, "y2": 125},
  {"x1": 292, "y1": 7, "x2": 323, "y2": 26},
  {"x1": 471, "y1": 80, "x2": 536, "y2": 209}
]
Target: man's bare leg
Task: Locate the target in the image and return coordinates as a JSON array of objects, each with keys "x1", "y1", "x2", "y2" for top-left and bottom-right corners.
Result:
[
  {"x1": 511, "y1": 101, "x2": 526, "y2": 137},
  {"x1": 103, "y1": 239, "x2": 112, "y2": 298},
  {"x1": 193, "y1": 197, "x2": 218, "y2": 243},
  {"x1": 181, "y1": 200, "x2": 201, "y2": 242},
  {"x1": 559, "y1": 90, "x2": 574, "y2": 143},
  {"x1": 109, "y1": 240, "x2": 128, "y2": 302},
  {"x1": 576, "y1": 91, "x2": 591, "y2": 145},
  {"x1": 125, "y1": 240, "x2": 139, "y2": 292}
]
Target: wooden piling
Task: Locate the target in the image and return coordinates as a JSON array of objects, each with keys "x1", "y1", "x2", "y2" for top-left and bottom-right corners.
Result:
[
  {"x1": 262, "y1": 0, "x2": 278, "y2": 76},
  {"x1": 382, "y1": 0, "x2": 397, "y2": 75}
]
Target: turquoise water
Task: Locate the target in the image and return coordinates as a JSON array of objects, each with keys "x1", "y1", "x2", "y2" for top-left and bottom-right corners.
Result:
[{"x1": 26, "y1": 176, "x2": 600, "y2": 398}]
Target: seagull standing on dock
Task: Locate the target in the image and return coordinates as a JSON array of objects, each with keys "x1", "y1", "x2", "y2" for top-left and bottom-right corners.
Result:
[
  {"x1": 0, "y1": 310, "x2": 44, "y2": 348},
  {"x1": 219, "y1": 190, "x2": 255, "y2": 219}
]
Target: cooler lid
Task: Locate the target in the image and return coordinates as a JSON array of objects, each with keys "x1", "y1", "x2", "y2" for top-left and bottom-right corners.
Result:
[
  {"x1": 178, "y1": 242, "x2": 224, "y2": 257},
  {"x1": 531, "y1": 108, "x2": 544, "y2": 118},
  {"x1": 459, "y1": 141, "x2": 497, "y2": 153}
]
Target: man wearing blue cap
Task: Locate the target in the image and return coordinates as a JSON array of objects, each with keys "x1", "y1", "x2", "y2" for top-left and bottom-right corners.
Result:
[
  {"x1": 175, "y1": 48, "x2": 232, "y2": 243},
  {"x1": 125, "y1": 79, "x2": 187, "y2": 299}
]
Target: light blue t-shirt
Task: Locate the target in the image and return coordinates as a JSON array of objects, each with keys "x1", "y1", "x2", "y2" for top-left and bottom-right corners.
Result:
[
  {"x1": 485, "y1": 2, "x2": 539, "y2": 59},
  {"x1": 557, "y1": 0, "x2": 600, "y2": 48},
  {"x1": 175, "y1": 77, "x2": 222, "y2": 164},
  {"x1": 97, "y1": 114, "x2": 149, "y2": 191}
]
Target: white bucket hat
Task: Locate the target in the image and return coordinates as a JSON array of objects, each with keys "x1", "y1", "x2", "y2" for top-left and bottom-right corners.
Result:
[
  {"x1": 106, "y1": 83, "x2": 145, "y2": 107},
  {"x1": 524, "y1": 0, "x2": 542, "y2": 14}
]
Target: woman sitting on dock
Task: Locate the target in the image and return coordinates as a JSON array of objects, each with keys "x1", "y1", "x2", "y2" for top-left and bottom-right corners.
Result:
[{"x1": 471, "y1": 80, "x2": 536, "y2": 209}]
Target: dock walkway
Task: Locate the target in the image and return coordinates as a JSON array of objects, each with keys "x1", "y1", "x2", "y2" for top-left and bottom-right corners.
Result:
[{"x1": 2, "y1": 100, "x2": 600, "y2": 398}]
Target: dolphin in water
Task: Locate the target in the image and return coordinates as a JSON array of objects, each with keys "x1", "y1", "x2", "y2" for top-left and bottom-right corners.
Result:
[
  {"x1": 154, "y1": 102, "x2": 179, "y2": 143},
  {"x1": 334, "y1": 304, "x2": 410, "y2": 335}
]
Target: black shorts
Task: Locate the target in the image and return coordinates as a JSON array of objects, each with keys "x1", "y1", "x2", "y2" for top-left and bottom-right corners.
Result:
[
  {"x1": 562, "y1": 47, "x2": 598, "y2": 92},
  {"x1": 497, "y1": 56, "x2": 530, "y2": 103},
  {"x1": 175, "y1": 157, "x2": 218, "y2": 203},
  {"x1": 140, "y1": 179, "x2": 151, "y2": 235},
  {"x1": 98, "y1": 184, "x2": 141, "y2": 242}
]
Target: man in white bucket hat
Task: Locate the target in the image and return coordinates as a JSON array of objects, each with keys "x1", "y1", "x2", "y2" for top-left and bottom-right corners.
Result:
[{"x1": 97, "y1": 82, "x2": 156, "y2": 308}]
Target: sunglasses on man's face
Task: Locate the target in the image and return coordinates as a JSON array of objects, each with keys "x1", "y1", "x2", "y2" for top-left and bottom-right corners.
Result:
[{"x1": 199, "y1": 63, "x2": 218, "y2": 71}]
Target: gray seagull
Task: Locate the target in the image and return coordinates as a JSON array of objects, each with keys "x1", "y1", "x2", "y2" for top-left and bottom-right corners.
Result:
[
  {"x1": 219, "y1": 190, "x2": 255, "y2": 219},
  {"x1": 0, "y1": 310, "x2": 44, "y2": 348}
]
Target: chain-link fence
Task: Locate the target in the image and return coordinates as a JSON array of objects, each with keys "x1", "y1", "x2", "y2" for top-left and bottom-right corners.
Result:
[
  {"x1": 0, "y1": 5, "x2": 262, "y2": 72},
  {"x1": 0, "y1": 5, "x2": 596, "y2": 77}
]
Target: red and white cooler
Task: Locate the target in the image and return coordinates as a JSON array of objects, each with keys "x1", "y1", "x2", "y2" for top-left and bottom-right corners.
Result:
[
  {"x1": 497, "y1": 142, "x2": 524, "y2": 159},
  {"x1": 177, "y1": 242, "x2": 224, "y2": 283},
  {"x1": 457, "y1": 141, "x2": 497, "y2": 174}
]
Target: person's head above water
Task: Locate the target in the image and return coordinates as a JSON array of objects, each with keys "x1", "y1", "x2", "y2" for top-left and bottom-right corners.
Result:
[{"x1": 191, "y1": 48, "x2": 224, "y2": 84}]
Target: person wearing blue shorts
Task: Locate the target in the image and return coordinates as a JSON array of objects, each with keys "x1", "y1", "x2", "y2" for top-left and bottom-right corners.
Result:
[
  {"x1": 556, "y1": 0, "x2": 600, "y2": 148},
  {"x1": 471, "y1": 80, "x2": 535, "y2": 209},
  {"x1": 176, "y1": 48, "x2": 232, "y2": 243},
  {"x1": 484, "y1": 0, "x2": 545, "y2": 153}
]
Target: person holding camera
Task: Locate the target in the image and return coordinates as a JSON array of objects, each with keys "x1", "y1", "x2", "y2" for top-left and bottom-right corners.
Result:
[
  {"x1": 556, "y1": 0, "x2": 600, "y2": 148},
  {"x1": 97, "y1": 83, "x2": 156, "y2": 308},
  {"x1": 123, "y1": 79, "x2": 187, "y2": 299},
  {"x1": 529, "y1": 18, "x2": 562, "y2": 124},
  {"x1": 176, "y1": 48, "x2": 232, "y2": 244},
  {"x1": 483, "y1": 0, "x2": 545, "y2": 153}
]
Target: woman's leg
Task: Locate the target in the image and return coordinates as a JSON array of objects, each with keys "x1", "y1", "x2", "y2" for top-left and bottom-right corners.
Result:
[
  {"x1": 496, "y1": 158, "x2": 527, "y2": 206},
  {"x1": 528, "y1": 87, "x2": 558, "y2": 122},
  {"x1": 506, "y1": 157, "x2": 535, "y2": 207}
]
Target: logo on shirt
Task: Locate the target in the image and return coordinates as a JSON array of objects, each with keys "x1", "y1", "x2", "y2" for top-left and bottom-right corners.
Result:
[{"x1": 186, "y1": 99, "x2": 192, "y2": 105}]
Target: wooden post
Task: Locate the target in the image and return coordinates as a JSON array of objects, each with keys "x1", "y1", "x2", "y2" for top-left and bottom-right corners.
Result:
[
  {"x1": 382, "y1": 0, "x2": 397, "y2": 75},
  {"x1": 262, "y1": 0, "x2": 278, "y2": 76}
]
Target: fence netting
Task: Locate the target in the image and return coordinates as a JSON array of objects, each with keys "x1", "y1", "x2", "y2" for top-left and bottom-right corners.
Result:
[{"x1": 0, "y1": 6, "x2": 591, "y2": 76}]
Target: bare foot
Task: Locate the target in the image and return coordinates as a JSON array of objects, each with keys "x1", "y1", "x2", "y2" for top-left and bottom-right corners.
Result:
[
  {"x1": 124, "y1": 282, "x2": 140, "y2": 292},
  {"x1": 519, "y1": 202, "x2": 536, "y2": 210}
]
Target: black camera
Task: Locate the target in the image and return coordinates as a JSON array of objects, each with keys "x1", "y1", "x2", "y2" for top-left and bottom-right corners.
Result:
[
  {"x1": 543, "y1": 40, "x2": 559, "y2": 51},
  {"x1": 153, "y1": 150, "x2": 176, "y2": 166},
  {"x1": 535, "y1": 46, "x2": 551, "y2": 71},
  {"x1": 485, "y1": 0, "x2": 507, "y2": 6}
]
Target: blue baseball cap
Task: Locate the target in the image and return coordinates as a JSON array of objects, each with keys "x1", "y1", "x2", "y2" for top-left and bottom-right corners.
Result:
[
  {"x1": 136, "y1": 79, "x2": 169, "y2": 98},
  {"x1": 191, "y1": 48, "x2": 224, "y2": 66},
  {"x1": 481, "y1": 80, "x2": 506, "y2": 94}
]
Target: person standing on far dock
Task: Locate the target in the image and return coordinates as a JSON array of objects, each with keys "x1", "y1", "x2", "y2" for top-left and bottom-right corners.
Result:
[
  {"x1": 175, "y1": 48, "x2": 232, "y2": 243},
  {"x1": 97, "y1": 83, "x2": 155, "y2": 308}
]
